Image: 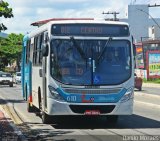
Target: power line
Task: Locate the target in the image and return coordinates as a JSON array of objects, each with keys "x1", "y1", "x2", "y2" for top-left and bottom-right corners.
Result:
[{"x1": 136, "y1": 8, "x2": 160, "y2": 29}]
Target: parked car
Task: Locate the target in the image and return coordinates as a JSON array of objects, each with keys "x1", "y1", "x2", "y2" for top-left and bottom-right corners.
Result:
[
  {"x1": 0, "y1": 73, "x2": 13, "y2": 87},
  {"x1": 134, "y1": 73, "x2": 143, "y2": 91},
  {"x1": 15, "y1": 72, "x2": 21, "y2": 84}
]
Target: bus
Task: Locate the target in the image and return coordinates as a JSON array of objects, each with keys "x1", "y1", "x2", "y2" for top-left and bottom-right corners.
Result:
[{"x1": 22, "y1": 20, "x2": 135, "y2": 124}]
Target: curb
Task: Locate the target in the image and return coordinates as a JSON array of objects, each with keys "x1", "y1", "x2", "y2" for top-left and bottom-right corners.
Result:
[
  {"x1": 143, "y1": 83, "x2": 160, "y2": 88},
  {"x1": 0, "y1": 96, "x2": 26, "y2": 141}
]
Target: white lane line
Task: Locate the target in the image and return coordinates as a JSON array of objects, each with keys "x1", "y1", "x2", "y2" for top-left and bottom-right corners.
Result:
[
  {"x1": 134, "y1": 93, "x2": 160, "y2": 99},
  {"x1": 135, "y1": 100, "x2": 160, "y2": 109}
]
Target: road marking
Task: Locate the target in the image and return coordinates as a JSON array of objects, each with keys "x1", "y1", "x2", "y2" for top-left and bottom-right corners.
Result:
[
  {"x1": 134, "y1": 93, "x2": 160, "y2": 99},
  {"x1": 135, "y1": 100, "x2": 160, "y2": 109}
]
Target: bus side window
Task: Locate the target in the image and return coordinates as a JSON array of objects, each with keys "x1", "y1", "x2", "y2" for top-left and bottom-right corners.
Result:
[
  {"x1": 30, "y1": 38, "x2": 34, "y2": 63},
  {"x1": 36, "y1": 35, "x2": 41, "y2": 65},
  {"x1": 33, "y1": 37, "x2": 38, "y2": 65},
  {"x1": 39, "y1": 33, "x2": 44, "y2": 65}
]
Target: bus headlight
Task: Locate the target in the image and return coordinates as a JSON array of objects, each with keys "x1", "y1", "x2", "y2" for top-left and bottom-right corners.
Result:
[
  {"x1": 120, "y1": 87, "x2": 134, "y2": 103},
  {"x1": 48, "y1": 85, "x2": 64, "y2": 101}
]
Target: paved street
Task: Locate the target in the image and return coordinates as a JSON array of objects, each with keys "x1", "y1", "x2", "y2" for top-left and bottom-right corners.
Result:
[{"x1": 0, "y1": 83, "x2": 160, "y2": 141}]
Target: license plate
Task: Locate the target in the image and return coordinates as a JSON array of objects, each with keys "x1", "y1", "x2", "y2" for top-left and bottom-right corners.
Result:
[{"x1": 84, "y1": 110, "x2": 100, "y2": 115}]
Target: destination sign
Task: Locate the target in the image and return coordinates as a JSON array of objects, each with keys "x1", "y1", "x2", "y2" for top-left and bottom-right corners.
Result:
[{"x1": 51, "y1": 24, "x2": 129, "y2": 37}]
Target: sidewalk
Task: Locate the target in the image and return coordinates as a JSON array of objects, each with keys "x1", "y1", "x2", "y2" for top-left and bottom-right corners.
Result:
[
  {"x1": 134, "y1": 81, "x2": 160, "y2": 108},
  {"x1": 143, "y1": 82, "x2": 160, "y2": 88},
  {"x1": 0, "y1": 110, "x2": 19, "y2": 140}
]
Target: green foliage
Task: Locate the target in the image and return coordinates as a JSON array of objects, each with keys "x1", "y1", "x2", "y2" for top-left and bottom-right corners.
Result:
[
  {"x1": 0, "y1": 33, "x2": 23, "y2": 70},
  {"x1": 0, "y1": 0, "x2": 13, "y2": 31},
  {"x1": 143, "y1": 78, "x2": 160, "y2": 84}
]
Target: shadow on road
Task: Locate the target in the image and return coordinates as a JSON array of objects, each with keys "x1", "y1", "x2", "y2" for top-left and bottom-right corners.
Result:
[
  {"x1": 17, "y1": 122, "x2": 74, "y2": 141},
  {"x1": 50, "y1": 114, "x2": 160, "y2": 129},
  {"x1": 0, "y1": 98, "x2": 25, "y2": 105},
  {"x1": 16, "y1": 114, "x2": 160, "y2": 140}
]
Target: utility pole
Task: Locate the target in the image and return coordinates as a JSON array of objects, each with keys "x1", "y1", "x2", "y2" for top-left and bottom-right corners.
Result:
[{"x1": 102, "y1": 11, "x2": 119, "y2": 21}]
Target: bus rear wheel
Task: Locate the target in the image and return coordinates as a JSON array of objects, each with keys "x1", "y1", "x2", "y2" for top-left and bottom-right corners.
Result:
[
  {"x1": 27, "y1": 102, "x2": 36, "y2": 113},
  {"x1": 42, "y1": 111, "x2": 51, "y2": 124}
]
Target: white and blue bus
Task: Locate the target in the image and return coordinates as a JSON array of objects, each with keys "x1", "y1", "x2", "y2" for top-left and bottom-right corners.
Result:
[{"x1": 22, "y1": 20, "x2": 135, "y2": 124}]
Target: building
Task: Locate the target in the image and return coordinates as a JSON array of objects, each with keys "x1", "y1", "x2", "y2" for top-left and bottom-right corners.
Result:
[{"x1": 120, "y1": 4, "x2": 160, "y2": 42}]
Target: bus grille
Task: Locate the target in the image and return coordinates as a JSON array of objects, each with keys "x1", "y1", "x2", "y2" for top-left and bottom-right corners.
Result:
[
  {"x1": 62, "y1": 88, "x2": 121, "y2": 94},
  {"x1": 69, "y1": 105, "x2": 115, "y2": 114}
]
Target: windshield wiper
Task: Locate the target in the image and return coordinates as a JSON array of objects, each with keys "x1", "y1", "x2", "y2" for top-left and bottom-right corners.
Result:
[
  {"x1": 97, "y1": 37, "x2": 112, "y2": 63},
  {"x1": 70, "y1": 36, "x2": 87, "y2": 61}
]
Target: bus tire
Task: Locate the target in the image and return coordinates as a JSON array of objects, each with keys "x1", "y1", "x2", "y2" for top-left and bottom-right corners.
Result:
[
  {"x1": 38, "y1": 87, "x2": 42, "y2": 111},
  {"x1": 27, "y1": 102, "x2": 35, "y2": 113},
  {"x1": 42, "y1": 111, "x2": 50, "y2": 124},
  {"x1": 107, "y1": 115, "x2": 118, "y2": 124}
]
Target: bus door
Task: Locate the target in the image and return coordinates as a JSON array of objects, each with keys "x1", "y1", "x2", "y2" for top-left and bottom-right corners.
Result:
[{"x1": 42, "y1": 31, "x2": 48, "y2": 111}]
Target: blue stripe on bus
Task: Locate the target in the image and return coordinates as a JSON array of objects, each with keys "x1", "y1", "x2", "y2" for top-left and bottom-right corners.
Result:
[{"x1": 56, "y1": 87, "x2": 127, "y2": 103}]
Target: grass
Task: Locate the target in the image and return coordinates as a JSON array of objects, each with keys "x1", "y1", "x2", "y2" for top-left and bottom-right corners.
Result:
[{"x1": 143, "y1": 78, "x2": 160, "y2": 84}]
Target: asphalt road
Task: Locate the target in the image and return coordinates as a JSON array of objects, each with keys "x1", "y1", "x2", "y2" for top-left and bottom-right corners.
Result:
[{"x1": 0, "y1": 83, "x2": 160, "y2": 141}]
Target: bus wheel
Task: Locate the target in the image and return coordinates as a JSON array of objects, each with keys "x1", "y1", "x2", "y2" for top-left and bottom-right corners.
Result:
[
  {"x1": 107, "y1": 115, "x2": 118, "y2": 124},
  {"x1": 38, "y1": 88, "x2": 42, "y2": 111},
  {"x1": 27, "y1": 102, "x2": 35, "y2": 113},
  {"x1": 42, "y1": 111, "x2": 50, "y2": 124}
]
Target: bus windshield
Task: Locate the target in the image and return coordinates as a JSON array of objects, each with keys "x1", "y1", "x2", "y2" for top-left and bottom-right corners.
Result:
[{"x1": 50, "y1": 39, "x2": 131, "y2": 85}]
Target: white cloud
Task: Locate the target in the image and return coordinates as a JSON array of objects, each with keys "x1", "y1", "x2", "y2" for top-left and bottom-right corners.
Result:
[
  {"x1": 13, "y1": 7, "x2": 36, "y2": 17},
  {"x1": 2, "y1": 0, "x2": 160, "y2": 34},
  {"x1": 48, "y1": 0, "x2": 91, "y2": 2}
]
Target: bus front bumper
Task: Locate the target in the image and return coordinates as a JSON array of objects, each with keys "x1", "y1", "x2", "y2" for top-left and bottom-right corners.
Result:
[{"x1": 47, "y1": 98, "x2": 133, "y2": 116}]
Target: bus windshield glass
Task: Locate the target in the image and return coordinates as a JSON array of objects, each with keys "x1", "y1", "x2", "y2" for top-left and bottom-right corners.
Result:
[{"x1": 50, "y1": 39, "x2": 131, "y2": 85}]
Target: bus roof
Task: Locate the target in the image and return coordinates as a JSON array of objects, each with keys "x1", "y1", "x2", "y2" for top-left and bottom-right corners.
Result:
[
  {"x1": 26, "y1": 19, "x2": 129, "y2": 39},
  {"x1": 31, "y1": 18, "x2": 94, "y2": 26},
  {"x1": 47, "y1": 19, "x2": 129, "y2": 26}
]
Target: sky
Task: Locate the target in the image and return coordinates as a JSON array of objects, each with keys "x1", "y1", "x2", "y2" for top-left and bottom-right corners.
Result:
[{"x1": 1, "y1": 0, "x2": 160, "y2": 34}]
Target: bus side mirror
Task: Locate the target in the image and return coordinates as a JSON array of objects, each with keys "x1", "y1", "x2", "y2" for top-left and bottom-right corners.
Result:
[{"x1": 42, "y1": 43, "x2": 48, "y2": 57}]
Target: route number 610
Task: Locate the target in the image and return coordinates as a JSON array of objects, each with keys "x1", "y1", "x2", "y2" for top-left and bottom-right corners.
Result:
[{"x1": 67, "y1": 96, "x2": 76, "y2": 102}]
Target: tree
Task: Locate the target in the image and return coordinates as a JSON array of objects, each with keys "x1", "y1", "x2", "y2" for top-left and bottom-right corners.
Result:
[
  {"x1": 0, "y1": 33, "x2": 23, "y2": 71},
  {"x1": 0, "y1": 0, "x2": 13, "y2": 32}
]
